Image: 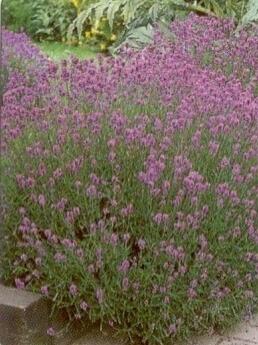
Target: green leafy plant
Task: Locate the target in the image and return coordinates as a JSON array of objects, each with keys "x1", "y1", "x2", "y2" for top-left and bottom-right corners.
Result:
[
  {"x1": 2, "y1": 0, "x2": 35, "y2": 33},
  {"x1": 68, "y1": 0, "x2": 253, "y2": 53},
  {"x1": 68, "y1": 0, "x2": 183, "y2": 51},
  {"x1": 195, "y1": 0, "x2": 248, "y2": 18},
  {"x1": 109, "y1": 0, "x2": 183, "y2": 53},
  {"x1": 68, "y1": 0, "x2": 176, "y2": 40},
  {"x1": 3, "y1": 0, "x2": 77, "y2": 42},
  {"x1": 30, "y1": 0, "x2": 77, "y2": 41},
  {"x1": 241, "y1": 0, "x2": 258, "y2": 25}
]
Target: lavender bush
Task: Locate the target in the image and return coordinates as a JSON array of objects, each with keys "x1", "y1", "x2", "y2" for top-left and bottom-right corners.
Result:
[{"x1": 1, "y1": 14, "x2": 258, "y2": 345}]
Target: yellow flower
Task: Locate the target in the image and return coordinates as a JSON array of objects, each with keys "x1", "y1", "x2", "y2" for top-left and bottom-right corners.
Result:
[
  {"x1": 71, "y1": 0, "x2": 80, "y2": 8},
  {"x1": 93, "y1": 20, "x2": 100, "y2": 29},
  {"x1": 110, "y1": 34, "x2": 117, "y2": 42},
  {"x1": 91, "y1": 28, "x2": 100, "y2": 35},
  {"x1": 100, "y1": 43, "x2": 107, "y2": 51},
  {"x1": 85, "y1": 31, "x2": 91, "y2": 38}
]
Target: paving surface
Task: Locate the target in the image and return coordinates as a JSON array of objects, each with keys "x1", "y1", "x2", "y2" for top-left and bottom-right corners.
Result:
[
  {"x1": 73, "y1": 326, "x2": 129, "y2": 345},
  {"x1": 73, "y1": 315, "x2": 258, "y2": 345},
  {"x1": 189, "y1": 315, "x2": 258, "y2": 345},
  {"x1": 0, "y1": 284, "x2": 50, "y2": 345},
  {"x1": 0, "y1": 284, "x2": 43, "y2": 308},
  {"x1": 0, "y1": 283, "x2": 257, "y2": 345}
]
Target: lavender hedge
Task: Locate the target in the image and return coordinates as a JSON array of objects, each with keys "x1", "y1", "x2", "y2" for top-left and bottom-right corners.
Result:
[{"x1": 1, "y1": 15, "x2": 258, "y2": 345}]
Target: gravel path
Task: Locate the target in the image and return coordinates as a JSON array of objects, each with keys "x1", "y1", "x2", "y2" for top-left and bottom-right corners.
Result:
[{"x1": 190, "y1": 315, "x2": 258, "y2": 345}]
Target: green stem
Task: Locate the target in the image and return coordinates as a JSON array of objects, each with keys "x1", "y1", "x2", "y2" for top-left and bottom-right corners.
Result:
[{"x1": 184, "y1": 4, "x2": 218, "y2": 17}]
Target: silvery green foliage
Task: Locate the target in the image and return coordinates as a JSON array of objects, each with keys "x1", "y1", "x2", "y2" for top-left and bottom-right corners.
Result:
[
  {"x1": 68, "y1": 0, "x2": 186, "y2": 41},
  {"x1": 110, "y1": 1, "x2": 190, "y2": 53},
  {"x1": 68, "y1": 0, "x2": 257, "y2": 52},
  {"x1": 110, "y1": 24, "x2": 154, "y2": 53},
  {"x1": 68, "y1": 0, "x2": 144, "y2": 41},
  {"x1": 241, "y1": 0, "x2": 258, "y2": 25},
  {"x1": 68, "y1": 0, "x2": 185, "y2": 53}
]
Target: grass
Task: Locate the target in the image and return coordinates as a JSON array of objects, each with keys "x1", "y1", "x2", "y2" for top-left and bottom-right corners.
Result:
[{"x1": 36, "y1": 41, "x2": 97, "y2": 61}]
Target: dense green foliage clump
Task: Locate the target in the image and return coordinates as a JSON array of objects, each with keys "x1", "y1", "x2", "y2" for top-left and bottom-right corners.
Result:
[
  {"x1": 3, "y1": 0, "x2": 258, "y2": 52},
  {"x1": 2, "y1": 0, "x2": 76, "y2": 41}
]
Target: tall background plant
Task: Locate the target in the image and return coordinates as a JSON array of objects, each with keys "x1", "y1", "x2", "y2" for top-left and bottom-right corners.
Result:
[
  {"x1": 68, "y1": 0, "x2": 258, "y2": 52},
  {"x1": 2, "y1": 0, "x2": 258, "y2": 51},
  {"x1": 2, "y1": 0, "x2": 77, "y2": 41}
]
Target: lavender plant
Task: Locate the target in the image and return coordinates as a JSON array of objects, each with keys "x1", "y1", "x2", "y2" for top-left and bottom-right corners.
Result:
[{"x1": 1, "y1": 14, "x2": 258, "y2": 345}]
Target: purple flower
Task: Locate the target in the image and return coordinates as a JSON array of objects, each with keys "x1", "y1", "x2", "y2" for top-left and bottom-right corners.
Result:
[
  {"x1": 86, "y1": 185, "x2": 97, "y2": 198},
  {"x1": 153, "y1": 213, "x2": 169, "y2": 225},
  {"x1": 118, "y1": 259, "x2": 130, "y2": 274},
  {"x1": 123, "y1": 233, "x2": 131, "y2": 244},
  {"x1": 168, "y1": 323, "x2": 177, "y2": 336},
  {"x1": 75, "y1": 313, "x2": 81, "y2": 320},
  {"x1": 96, "y1": 288, "x2": 104, "y2": 304},
  {"x1": 38, "y1": 194, "x2": 46, "y2": 207},
  {"x1": 209, "y1": 141, "x2": 219, "y2": 155},
  {"x1": 15, "y1": 278, "x2": 25, "y2": 289},
  {"x1": 188, "y1": 288, "x2": 197, "y2": 299},
  {"x1": 41, "y1": 285, "x2": 49, "y2": 296},
  {"x1": 120, "y1": 203, "x2": 134, "y2": 217},
  {"x1": 35, "y1": 257, "x2": 42, "y2": 266},
  {"x1": 19, "y1": 207, "x2": 26, "y2": 215},
  {"x1": 69, "y1": 283, "x2": 78, "y2": 297},
  {"x1": 80, "y1": 301, "x2": 89, "y2": 311},
  {"x1": 137, "y1": 239, "x2": 146, "y2": 250},
  {"x1": 54, "y1": 252, "x2": 66, "y2": 263},
  {"x1": 108, "y1": 320, "x2": 114, "y2": 327},
  {"x1": 47, "y1": 327, "x2": 55, "y2": 336},
  {"x1": 122, "y1": 277, "x2": 129, "y2": 291},
  {"x1": 109, "y1": 233, "x2": 118, "y2": 246}
]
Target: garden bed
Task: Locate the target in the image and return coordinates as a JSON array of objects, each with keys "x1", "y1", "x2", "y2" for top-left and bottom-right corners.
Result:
[{"x1": 1, "y1": 14, "x2": 258, "y2": 345}]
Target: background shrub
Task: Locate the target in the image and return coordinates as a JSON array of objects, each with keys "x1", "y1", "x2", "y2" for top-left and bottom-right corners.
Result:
[
  {"x1": 30, "y1": 0, "x2": 77, "y2": 41},
  {"x1": 2, "y1": 0, "x2": 35, "y2": 33},
  {"x1": 3, "y1": 0, "x2": 77, "y2": 41},
  {"x1": 3, "y1": 0, "x2": 258, "y2": 51},
  {"x1": 69, "y1": 0, "x2": 258, "y2": 52}
]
